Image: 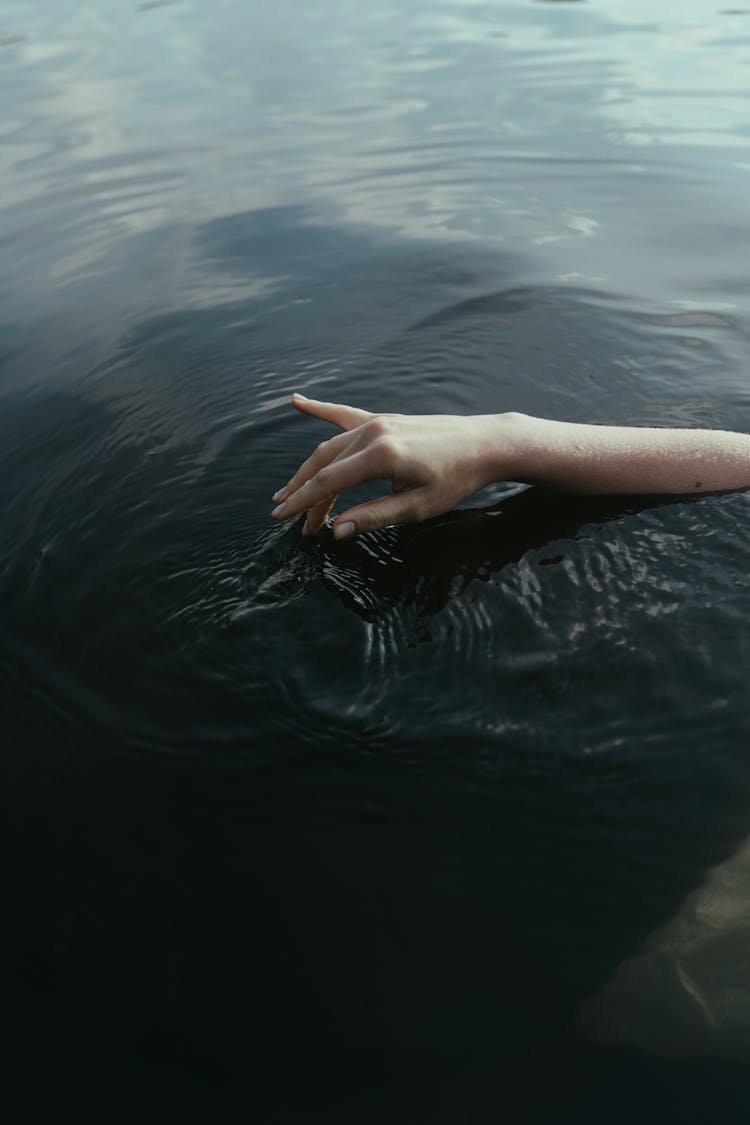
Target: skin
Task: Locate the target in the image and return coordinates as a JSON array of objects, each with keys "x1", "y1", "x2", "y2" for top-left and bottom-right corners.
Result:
[{"x1": 271, "y1": 394, "x2": 750, "y2": 539}]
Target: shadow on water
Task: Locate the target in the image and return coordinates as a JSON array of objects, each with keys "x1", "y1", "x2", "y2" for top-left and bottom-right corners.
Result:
[{"x1": 302, "y1": 487, "x2": 685, "y2": 622}]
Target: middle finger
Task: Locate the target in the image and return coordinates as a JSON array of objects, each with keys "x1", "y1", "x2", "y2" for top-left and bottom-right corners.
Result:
[{"x1": 273, "y1": 428, "x2": 357, "y2": 503}]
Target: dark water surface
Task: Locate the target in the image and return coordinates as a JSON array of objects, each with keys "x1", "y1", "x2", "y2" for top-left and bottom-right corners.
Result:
[{"x1": 2, "y1": 1, "x2": 750, "y2": 1121}]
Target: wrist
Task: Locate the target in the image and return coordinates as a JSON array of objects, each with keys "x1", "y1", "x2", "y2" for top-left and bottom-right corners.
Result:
[{"x1": 473, "y1": 411, "x2": 532, "y2": 487}]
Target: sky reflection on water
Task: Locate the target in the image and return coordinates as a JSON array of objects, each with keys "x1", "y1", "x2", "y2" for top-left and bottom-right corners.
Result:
[{"x1": 2, "y1": 0, "x2": 750, "y2": 306}]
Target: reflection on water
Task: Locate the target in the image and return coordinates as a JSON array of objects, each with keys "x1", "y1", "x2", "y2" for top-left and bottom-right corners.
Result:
[{"x1": 2, "y1": 0, "x2": 750, "y2": 1120}]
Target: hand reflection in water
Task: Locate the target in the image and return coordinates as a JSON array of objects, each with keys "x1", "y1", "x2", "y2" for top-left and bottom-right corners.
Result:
[{"x1": 271, "y1": 395, "x2": 750, "y2": 539}]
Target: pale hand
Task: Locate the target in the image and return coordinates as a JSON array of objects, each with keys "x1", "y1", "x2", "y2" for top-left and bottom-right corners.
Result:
[{"x1": 270, "y1": 395, "x2": 515, "y2": 539}]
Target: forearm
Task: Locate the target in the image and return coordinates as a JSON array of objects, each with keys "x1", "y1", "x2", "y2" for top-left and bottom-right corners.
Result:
[
  {"x1": 492, "y1": 412, "x2": 750, "y2": 495},
  {"x1": 272, "y1": 396, "x2": 750, "y2": 540}
]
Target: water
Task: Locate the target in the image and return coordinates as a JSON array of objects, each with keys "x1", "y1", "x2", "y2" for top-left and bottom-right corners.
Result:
[{"x1": 2, "y1": 1, "x2": 750, "y2": 1120}]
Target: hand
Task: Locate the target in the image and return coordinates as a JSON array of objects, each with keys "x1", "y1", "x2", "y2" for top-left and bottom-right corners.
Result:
[{"x1": 271, "y1": 394, "x2": 515, "y2": 538}]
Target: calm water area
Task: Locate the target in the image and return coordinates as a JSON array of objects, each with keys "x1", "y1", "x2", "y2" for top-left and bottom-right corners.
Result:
[{"x1": 2, "y1": 0, "x2": 750, "y2": 1120}]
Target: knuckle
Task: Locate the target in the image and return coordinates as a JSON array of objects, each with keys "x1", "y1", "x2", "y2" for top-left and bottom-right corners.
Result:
[
  {"x1": 352, "y1": 505, "x2": 378, "y2": 531},
  {"x1": 371, "y1": 435, "x2": 398, "y2": 461},
  {"x1": 315, "y1": 465, "x2": 333, "y2": 488},
  {"x1": 365, "y1": 416, "x2": 390, "y2": 440}
]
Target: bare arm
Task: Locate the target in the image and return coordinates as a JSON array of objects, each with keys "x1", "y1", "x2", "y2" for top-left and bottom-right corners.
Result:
[
  {"x1": 495, "y1": 414, "x2": 750, "y2": 496},
  {"x1": 271, "y1": 394, "x2": 750, "y2": 539}
]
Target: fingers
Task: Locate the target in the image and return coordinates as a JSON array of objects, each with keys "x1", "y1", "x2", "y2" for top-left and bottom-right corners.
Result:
[
  {"x1": 331, "y1": 491, "x2": 429, "y2": 539},
  {"x1": 274, "y1": 394, "x2": 399, "y2": 539},
  {"x1": 273, "y1": 428, "x2": 355, "y2": 504},
  {"x1": 302, "y1": 496, "x2": 336, "y2": 537},
  {"x1": 272, "y1": 448, "x2": 387, "y2": 522},
  {"x1": 291, "y1": 393, "x2": 372, "y2": 432}
]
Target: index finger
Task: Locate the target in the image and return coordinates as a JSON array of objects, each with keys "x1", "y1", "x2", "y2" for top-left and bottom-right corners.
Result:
[{"x1": 292, "y1": 394, "x2": 372, "y2": 431}]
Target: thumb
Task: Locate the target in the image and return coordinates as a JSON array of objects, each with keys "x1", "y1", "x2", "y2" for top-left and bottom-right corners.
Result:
[
  {"x1": 292, "y1": 393, "x2": 372, "y2": 432},
  {"x1": 332, "y1": 490, "x2": 428, "y2": 539}
]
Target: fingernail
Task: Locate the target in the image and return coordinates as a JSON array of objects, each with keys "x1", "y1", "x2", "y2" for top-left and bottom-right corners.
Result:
[
  {"x1": 272, "y1": 487, "x2": 287, "y2": 502},
  {"x1": 292, "y1": 392, "x2": 308, "y2": 401},
  {"x1": 334, "y1": 521, "x2": 356, "y2": 540},
  {"x1": 271, "y1": 502, "x2": 286, "y2": 518}
]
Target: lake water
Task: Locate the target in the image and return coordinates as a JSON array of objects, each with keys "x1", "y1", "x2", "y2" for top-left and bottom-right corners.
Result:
[{"x1": 2, "y1": 0, "x2": 750, "y2": 1120}]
